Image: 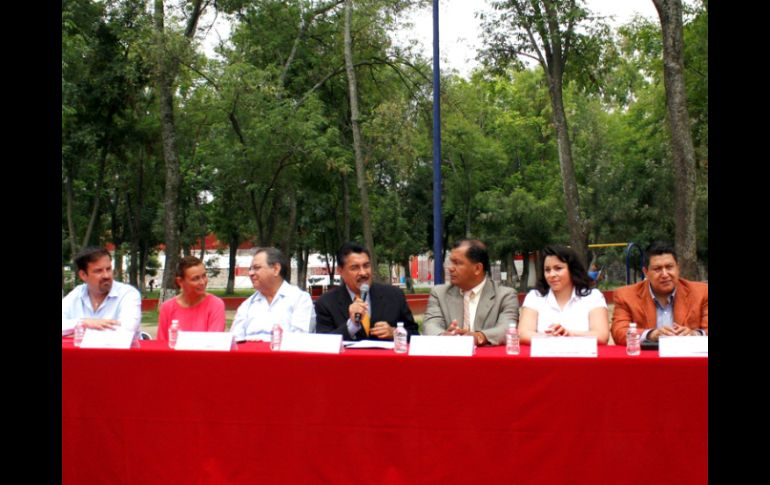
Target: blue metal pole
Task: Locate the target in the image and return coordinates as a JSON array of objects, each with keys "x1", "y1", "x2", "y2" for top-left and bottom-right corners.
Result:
[{"x1": 432, "y1": 0, "x2": 444, "y2": 284}]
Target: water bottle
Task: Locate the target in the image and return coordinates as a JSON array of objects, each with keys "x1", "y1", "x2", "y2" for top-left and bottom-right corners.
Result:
[
  {"x1": 394, "y1": 322, "x2": 408, "y2": 353},
  {"x1": 626, "y1": 322, "x2": 641, "y2": 356},
  {"x1": 74, "y1": 320, "x2": 86, "y2": 347},
  {"x1": 169, "y1": 319, "x2": 180, "y2": 349},
  {"x1": 505, "y1": 323, "x2": 520, "y2": 355},
  {"x1": 271, "y1": 323, "x2": 283, "y2": 351}
]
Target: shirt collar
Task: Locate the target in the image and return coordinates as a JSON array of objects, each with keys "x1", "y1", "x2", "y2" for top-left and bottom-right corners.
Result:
[
  {"x1": 462, "y1": 277, "x2": 487, "y2": 299},
  {"x1": 545, "y1": 286, "x2": 578, "y2": 307},
  {"x1": 648, "y1": 282, "x2": 676, "y2": 306},
  {"x1": 107, "y1": 281, "x2": 121, "y2": 298},
  {"x1": 81, "y1": 282, "x2": 119, "y2": 300},
  {"x1": 346, "y1": 283, "x2": 370, "y2": 302},
  {"x1": 252, "y1": 279, "x2": 289, "y2": 302}
]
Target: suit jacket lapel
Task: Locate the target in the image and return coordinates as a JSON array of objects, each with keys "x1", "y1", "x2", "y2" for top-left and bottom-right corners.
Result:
[
  {"x1": 673, "y1": 281, "x2": 691, "y2": 324},
  {"x1": 339, "y1": 286, "x2": 353, "y2": 316},
  {"x1": 337, "y1": 286, "x2": 360, "y2": 337},
  {"x1": 638, "y1": 282, "x2": 657, "y2": 328},
  {"x1": 370, "y1": 284, "x2": 384, "y2": 323},
  {"x1": 446, "y1": 285, "x2": 463, "y2": 325},
  {"x1": 474, "y1": 280, "x2": 495, "y2": 330}
]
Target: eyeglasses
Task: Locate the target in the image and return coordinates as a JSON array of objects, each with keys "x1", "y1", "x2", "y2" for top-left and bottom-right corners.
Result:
[{"x1": 249, "y1": 264, "x2": 278, "y2": 272}]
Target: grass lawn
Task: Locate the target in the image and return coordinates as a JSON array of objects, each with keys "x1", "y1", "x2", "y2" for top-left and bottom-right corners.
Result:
[
  {"x1": 142, "y1": 289, "x2": 256, "y2": 299},
  {"x1": 141, "y1": 310, "x2": 236, "y2": 339},
  {"x1": 140, "y1": 310, "x2": 424, "y2": 339}
]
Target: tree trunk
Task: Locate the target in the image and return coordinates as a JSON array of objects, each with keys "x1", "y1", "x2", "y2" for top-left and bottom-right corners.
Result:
[
  {"x1": 402, "y1": 258, "x2": 414, "y2": 293},
  {"x1": 342, "y1": 172, "x2": 351, "y2": 242},
  {"x1": 296, "y1": 246, "x2": 308, "y2": 291},
  {"x1": 64, "y1": 168, "x2": 79, "y2": 258},
  {"x1": 505, "y1": 252, "x2": 518, "y2": 287},
  {"x1": 199, "y1": 231, "x2": 206, "y2": 260},
  {"x1": 653, "y1": 0, "x2": 698, "y2": 279},
  {"x1": 281, "y1": 190, "x2": 298, "y2": 283},
  {"x1": 110, "y1": 193, "x2": 124, "y2": 281},
  {"x1": 126, "y1": 149, "x2": 143, "y2": 289},
  {"x1": 519, "y1": 250, "x2": 530, "y2": 294},
  {"x1": 64, "y1": 141, "x2": 110, "y2": 257},
  {"x1": 139, "y1": 244, "x2": 148, "y2": 294},
  {"x1": 153, "y1": 0, "x2": 205, "y2": 303},
  {"x1": 129, "y1": 242, "x2": 139, "y2": 289},
  {"x1": 81, "y1": 142, "x2": 111, "y2": 250},
  {"x1": 322, "y1": 232, "x2": 336, "y2": 286},
  {"x1": 227, "y1": 231, "x2": 239, "y2": 295},
  {"x1": 113, "y1": 245, "x2": 123, "y2": 282},
  {"x1": 547, "y1": 75, "x2": 588, "y2": 267},
  {"x1": 343, "y1": 0, "x2": 378, "y2": 277}
]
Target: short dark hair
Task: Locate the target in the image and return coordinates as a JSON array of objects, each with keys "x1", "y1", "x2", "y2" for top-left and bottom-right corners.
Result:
[
  {"x1": 645, "y1": 242, "x2": 677, "y2": 267},
  {"x1": 175, "y1": 255, "x2": 205, "y2": 289},
  {"x1": 74, "y1": 247, "x2": 111, "y2": 273},
  {"x1": 452, "y1": 239, "x2": 490, "y2": 274},
  {"x1": 337, "y1": 242, "x2": 371, "y2": 268},
  {"x1": 255, "y1": 247, "x2": 288, "y2": 280},
  {"x1": 534, "y1": 245, "x2": 592, "y2": 297}
]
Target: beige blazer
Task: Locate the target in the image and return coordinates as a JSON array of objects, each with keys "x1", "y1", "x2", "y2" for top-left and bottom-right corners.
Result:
[{"x1": 422, "y1": 279, "x2": 519, "y2": 345}]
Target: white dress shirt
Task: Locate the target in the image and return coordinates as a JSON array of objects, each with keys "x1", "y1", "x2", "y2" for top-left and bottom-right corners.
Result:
[
  {"x1": 522, "y1": 287, "x2": 607, "y2": 333},
  {"x1": 230, "y1": 280, "x2": 316, "y2": 341},
  {"x1": 61, "y1": 281, "x2": 142, "y2": 336},
  {"x1": 461, "y1": 278, "x2": 488, "y2": 332}
]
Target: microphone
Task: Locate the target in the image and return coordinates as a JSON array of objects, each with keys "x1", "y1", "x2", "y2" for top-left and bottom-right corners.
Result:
[{"x1": 354, "y1": 283, "x2": 370, "y2": 325}]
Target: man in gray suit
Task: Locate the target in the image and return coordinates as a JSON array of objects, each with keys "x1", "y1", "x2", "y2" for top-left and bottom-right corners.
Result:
[{"x1": 423, "y1": 239, "x2": 519, "y2": 346}]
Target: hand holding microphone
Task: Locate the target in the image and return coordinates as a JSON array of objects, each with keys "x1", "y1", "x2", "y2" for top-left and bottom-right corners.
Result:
[{"x1": 353, "y1": 283, "x2": 370, "y2": 325}]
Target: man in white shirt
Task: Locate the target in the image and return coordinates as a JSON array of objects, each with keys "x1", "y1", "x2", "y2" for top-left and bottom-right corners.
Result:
[
  {"x1": 422, "y1": 239, "x2": 519, "y2": 346},
  {"x1": 62, "y1": 247, "x2": 142, "y2": 336},
  {"x1": 230, "y1": 247, "x2": 316, "y2": 341}
]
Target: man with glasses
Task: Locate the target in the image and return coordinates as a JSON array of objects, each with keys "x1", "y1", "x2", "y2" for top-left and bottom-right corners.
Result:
[
  {"x1": 230, "y1": 247, "x2": 315, "y2": 341},
  {"x1": 611, "y1": 242, "x2": 708, "y2": 346}
]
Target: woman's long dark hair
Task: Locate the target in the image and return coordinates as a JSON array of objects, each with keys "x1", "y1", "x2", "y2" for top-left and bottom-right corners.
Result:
[{"x1": 534, "y1": 245, "x2": 593, "y2": 297}]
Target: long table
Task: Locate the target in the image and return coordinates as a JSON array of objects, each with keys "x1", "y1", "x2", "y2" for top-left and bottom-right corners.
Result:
[{"x1": 62, "y1": 340, "x2": 707, "y2": 484}]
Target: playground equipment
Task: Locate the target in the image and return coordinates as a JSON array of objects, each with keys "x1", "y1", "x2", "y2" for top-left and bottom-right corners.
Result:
[{"x1": 587, "y1": 243, "x2": 646, "y2": 285}]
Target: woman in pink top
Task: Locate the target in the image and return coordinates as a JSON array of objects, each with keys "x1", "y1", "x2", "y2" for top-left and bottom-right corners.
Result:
[{"x1": 157, "y1": 256, "x2": 226, "y2": 342}]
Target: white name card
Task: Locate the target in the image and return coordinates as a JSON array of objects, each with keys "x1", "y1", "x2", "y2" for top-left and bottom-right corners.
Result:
[
  {"x1": 80, "y1": 328, "x2": 135, "y2": 349},
  {"x1": 530, "y1": 336, "x2": 598, "y2": 357},
  {"x1": 279, "y1": 332, "x2": 342, "y2": 354},
  {"x1": 659, "y1": 336, "x2": 708, "y2": 357},
  {"x1": 408, "y1": 335, "x2": 475, "y2": 357},
  {"x1": 174, "y1": 331, "x2": 235, "y2": 351}
]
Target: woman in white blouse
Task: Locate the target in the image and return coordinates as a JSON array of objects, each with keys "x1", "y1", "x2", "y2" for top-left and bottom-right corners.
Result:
[{"x1": 518, "y1": 245, "x2": 609, "y2": 344}]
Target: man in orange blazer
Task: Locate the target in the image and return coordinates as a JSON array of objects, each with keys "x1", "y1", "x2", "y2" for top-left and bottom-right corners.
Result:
[{"x1": 612, "y1": 242, "x2": 708, "y2": 346}]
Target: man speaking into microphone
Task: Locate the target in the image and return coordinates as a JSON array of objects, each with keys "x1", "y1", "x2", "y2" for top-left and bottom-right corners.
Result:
[{"x1": 315, "y1": 242, "x2": 419, "y2": 341}]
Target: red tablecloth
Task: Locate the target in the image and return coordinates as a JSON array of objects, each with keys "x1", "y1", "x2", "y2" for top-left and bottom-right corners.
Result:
[{"x1": 62, "y1": 340, "x2": 707, "y2": 484}]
